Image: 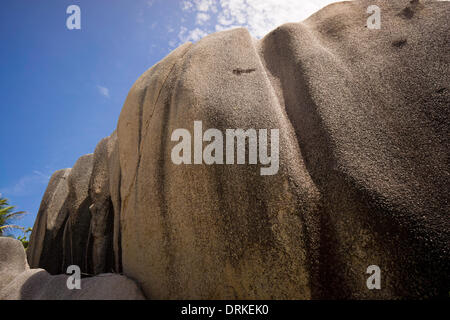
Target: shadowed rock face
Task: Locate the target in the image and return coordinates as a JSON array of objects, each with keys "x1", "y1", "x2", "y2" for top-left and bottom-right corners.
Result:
[
  {"x1": 27, "y1": 168, "x2": 71, "y2": 274},
  {"x1": 88, "y1": 132, "x2": 118, "y2": 274},
  {"x1": 27, "y1": 133, "x2": 120, "y2": 276},
  {"x1": 23, "y1": 0, "x2": 449, "y2": 299},
  {"x1": 1, "y1": 238, "x2": 144, "y2": 300},
  {"x1": 61, "y1": 154, "x2": 94, "y2": 272}
]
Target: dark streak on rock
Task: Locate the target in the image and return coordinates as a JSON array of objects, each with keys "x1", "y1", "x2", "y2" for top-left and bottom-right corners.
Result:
[
  {"x1": 392, "y1": 39, "x2": 408, "y2": 48},
  {"x1": 397, "y1": 0, "x2": 424, "y2": 20},
  {"x1": 233, "y1": 68, "x2": 256, "y2": 75}
]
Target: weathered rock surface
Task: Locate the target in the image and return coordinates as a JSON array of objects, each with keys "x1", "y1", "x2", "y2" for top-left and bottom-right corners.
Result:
[
  {"x1": 27, "y1": 168, "x2": 71, "y2": 274},
  {"x1": 87, "y1": 134, "x2": 116, "y2": 275},
  {"x1": 108, "y1": 131, "x2": 123, "y2": 273},
  {"x1": 1, "y1": 237, "x2": 28, "y2": 290},
  {"x1": 1, "y1": 237, "x2": 144, "y2": 300},
  {"x1": 23, "y1": 0, "x2": 449, "y2": 299},
  {"x1": 27, "y1": 133, "x2": 121, "y2": 276},
  {"x1": 61, "y1": 154, "x2": 94, "y2": 272}
]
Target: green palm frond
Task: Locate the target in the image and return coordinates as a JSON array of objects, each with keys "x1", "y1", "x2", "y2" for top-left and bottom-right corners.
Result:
[
  {"x1": 4, "y1": 211, "x2": 26, "y2": 220},
  {"x1": 0, "y1": 224, "x2": 25, "y2": 231},
  {"x1": 0, "y1": 197, "x2": 27, "y2": 236},
  {"x1": 0, "y1": 205, "x2": 15, "y2": 212}
]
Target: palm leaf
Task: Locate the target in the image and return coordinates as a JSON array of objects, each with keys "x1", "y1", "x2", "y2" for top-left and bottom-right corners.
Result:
[
  {"x1": 4, "y1": 211, "x2": 26, "y2": 220},
  {"x1": 0, "y1": 224, "x2": 25, "y2": 231}
]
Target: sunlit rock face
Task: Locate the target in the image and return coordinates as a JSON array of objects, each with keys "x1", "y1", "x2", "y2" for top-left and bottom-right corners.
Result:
[{"x1": 24, "y1": 0, "x2": 449, "y2": 299}]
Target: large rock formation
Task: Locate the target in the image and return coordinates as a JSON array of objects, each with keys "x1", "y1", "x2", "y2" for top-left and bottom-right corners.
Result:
[
  {"x1": 18, "y1": 0, "x2": 450, "y2": 299},
  {"x1": 27, "y1": 133, "x2": 120, "y2": 276},
  {"x1": 61, "y1": 153, "x2": 94, "y2": 273},
  {"x1": 0, "y1": 237, "x2": 144, "y2": 300},
  {"x1": 27, "y1": 168, "x2": 71, "y2": 274},
  {"x1": 88, "y1": 134, "x2": 116, "y2": 275}
]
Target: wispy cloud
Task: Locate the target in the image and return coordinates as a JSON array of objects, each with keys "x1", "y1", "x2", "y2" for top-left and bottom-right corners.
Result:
[
  {"x1": 196, "y1": 12, "x2": 210, "y2": 25},
  {"x1": 178, "y1": 26, "x2": 208, "y2": 43},
  {"x1": 0, "y1": 170, "x2": 51, "y2": 197},
  {"x1": 97, "y1": 85, "x2": 110, "y2": 98},
  {"x1": 176, "y1": 0, "x2": 337, "y2": 45}
]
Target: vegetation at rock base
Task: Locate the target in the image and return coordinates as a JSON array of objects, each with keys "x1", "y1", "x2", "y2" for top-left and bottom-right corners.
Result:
[{"x1": 0, "y1": 196, "x2": 31, "y2": 248}]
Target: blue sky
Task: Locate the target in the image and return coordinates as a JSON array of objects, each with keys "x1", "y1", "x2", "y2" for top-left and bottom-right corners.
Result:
[{"x1": 0, "y1": 0, "x2": 336, "y2": 234}]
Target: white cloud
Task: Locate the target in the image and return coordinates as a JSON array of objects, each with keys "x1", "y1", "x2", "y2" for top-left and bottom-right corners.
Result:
[
  {"x1": 97, "y1": 85, "x2": 110, "y2": 98},
  {"x1": 182, "y1": 0, "x2": 219, "y2": 13},
  {"x1": 178, "y1": 26, "x2": 188, "y2": 41},
  {"x1": 182, "y1": 0, "x2": 194, "y2": 11},
  {"x1": 214, "y1": 0, "x2": 337, "y2": 38},
  {"x1": 176, "y1": 0, "x2": 337, "y2": 47},
  {"x1": 178, "y1": 27, "x2": 208, "y2": 43},
  {"x1": 196, "y1": 0, "x2": 217, "y2": 12},
  {"x1": 196, "y1": 12, "x2": 210, "y2": 25},
  {"x1": 168, "y1": 39, "x2": 177, "y2": 48},
  {"x1": 189, "y1": 28, "x2": 208, "y2": 41}
]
